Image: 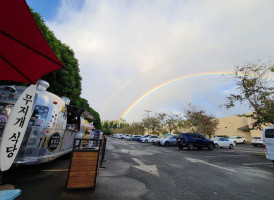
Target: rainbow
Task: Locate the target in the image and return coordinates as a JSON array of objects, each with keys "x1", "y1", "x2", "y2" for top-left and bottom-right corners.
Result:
[{"x1": 120, "y1": 71, "x2": 236, "y2": 120}]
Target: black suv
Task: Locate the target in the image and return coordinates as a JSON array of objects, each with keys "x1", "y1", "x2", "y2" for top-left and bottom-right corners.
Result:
[{"x1": 176, "y1": 133, "x2": 214, "y2": 150}]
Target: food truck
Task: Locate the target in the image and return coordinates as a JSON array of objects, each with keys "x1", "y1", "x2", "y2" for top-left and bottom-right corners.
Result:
[{"x1": 0, "y1": 80, "x2": 93, "y2": 165}]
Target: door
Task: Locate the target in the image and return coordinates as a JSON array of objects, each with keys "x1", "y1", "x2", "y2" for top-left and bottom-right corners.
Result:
[{"x1": 196, "y1": 134, "x2": 206, "y2": 147}]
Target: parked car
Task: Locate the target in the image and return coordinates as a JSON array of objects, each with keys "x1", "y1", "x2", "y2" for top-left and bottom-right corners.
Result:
[
  {"x1": 131, "y1": 135, "x2": 141, "y2": 141},
  {"x1": 263, "y1": 127, "x2": 274, "y2": 164},
  {"x1": 159, "y1": 135, "x2": 177, "y2": 146},
  {"x1": 125, "y1": 134, "x2": 133, "y2": 140},
  {"x1": 140, "y1": 136, "x2": 159, "y2": 143},
  {"x1": 138, "y1": 135, "x2": 150, "y2": 142},
  {"x1": 121, "y1": 134, "x2": 130, "y2": 139},
  {"x1": 176, "y1": 133, "x2": 215, "y2": 150},
  {"x1": 212, "y1": 135, "x2": 229, "y2": 141},
  {"x1": 152, "y1": 135, "x2": 168, "y2": 145},
  {"x1": 214, "y1": 138, "x2": 235, "y2": 149},
  {"x1": 229, "y1": 136, "x2": 246, "y2": 144},
  {"x1": 114, "y1": 134, "x2": 123, "y2": 138},
  {"x1": 117, "y1": 134, "x2": 124, "y2": 139},
  {"x1": 251, "y1": 137, "x2": 263, "y2": 146}
]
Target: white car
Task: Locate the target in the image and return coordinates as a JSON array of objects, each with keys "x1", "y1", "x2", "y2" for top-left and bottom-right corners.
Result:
[
  {"x1": 140, "y1": 136, "x2": 159, "y2": 143},
  {"x1": 117, "y1": 134, "x2": 124, "y2": 139},
  {"x1": 212, "y1": 135, "x2": 229, "y2": 141},
  {"x1": 152, "y1": 135, "x2": 169, "y2": 145},
  {"x1": 229, "y1": 136, "x2": 246, "y2": 144},
  {"x1": 113, "y1": 134, "x2": 123, "y2": 138},
  {"x1": 263, "y1": 127, "x2": 274, "y2": 164},
  {"x1": 125, "y1": 134, "x2": 133, "y2": 140},
  {"x1": 214, "y1": 138, "x2": 235, "y2": 149},
  {"x1": 121, "y1": 134, "x2": 130, "y2": 139},
  {"x1": 251, "y1": 137, "x2": 263, "y2": 146}
]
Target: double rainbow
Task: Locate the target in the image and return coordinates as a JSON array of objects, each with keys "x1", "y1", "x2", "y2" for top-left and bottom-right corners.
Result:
[{"x1": 120, "y1": 71, "x2": 236, "y2": 120}]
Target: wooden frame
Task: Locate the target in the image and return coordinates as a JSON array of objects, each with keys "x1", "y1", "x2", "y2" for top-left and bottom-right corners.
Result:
[{"x1": 65, "y1": 138, "x2": 102, "y2": 190}]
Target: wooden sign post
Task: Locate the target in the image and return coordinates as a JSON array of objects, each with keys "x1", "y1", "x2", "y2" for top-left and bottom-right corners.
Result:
[{"x1": 66, "y1": 138, "x2": 102, "y2": 190}]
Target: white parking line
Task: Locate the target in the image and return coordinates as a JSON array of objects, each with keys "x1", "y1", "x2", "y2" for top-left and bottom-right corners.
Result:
[
  {"x1": 185, "y1": 157, "x2": 237, "y2": 172},
  {"x1": 41, "y1": 169, "x2": 68, "y2": 172},
  {"x1": 243, "y1": 163, "x2": 273, "y2": 166},
  {"x1": 205, "y1": 155, "x2": 249, "y2": 157}
]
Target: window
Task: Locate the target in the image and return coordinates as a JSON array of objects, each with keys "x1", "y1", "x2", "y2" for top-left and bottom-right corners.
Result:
[
  {"x1": 197, "y1": 134, "x2": 204, "y2": 138},
  {"x1": 190, "y1": 134, "x2": 196, "y2": 138},
  {"x1": 29, "y1": 105, "x2": 49, "y2": 126},
  {"x1": 265, "y1": 129, "x2": 274, "y2": 138}
]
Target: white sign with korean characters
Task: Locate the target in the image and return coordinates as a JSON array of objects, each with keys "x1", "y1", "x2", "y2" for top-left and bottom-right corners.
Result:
[{"x1": 0, "y1": 84, "x2": 36, "y2": 171}]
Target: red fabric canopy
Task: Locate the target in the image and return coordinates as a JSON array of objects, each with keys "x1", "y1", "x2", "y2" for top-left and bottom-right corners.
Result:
[{"x1": 0, "y1": 0, "x2": 64, "y2": 84}]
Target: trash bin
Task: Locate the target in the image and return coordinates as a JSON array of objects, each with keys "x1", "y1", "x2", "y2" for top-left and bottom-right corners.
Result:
[{"x1": 65, "y1": 138, "x2": 102, "y2": 190}]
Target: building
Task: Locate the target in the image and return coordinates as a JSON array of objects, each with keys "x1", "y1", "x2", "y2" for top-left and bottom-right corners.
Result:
[{"x1": 215, "y1": 114, "x2": 262, "y2": 142}]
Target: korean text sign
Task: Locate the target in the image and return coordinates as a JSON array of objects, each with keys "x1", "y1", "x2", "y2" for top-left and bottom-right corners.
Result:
[{"x1": 0, "y1": 84, "x2": 36, "y2": 171}]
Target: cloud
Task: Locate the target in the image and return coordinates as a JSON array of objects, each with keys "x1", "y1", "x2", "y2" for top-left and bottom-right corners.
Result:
[{"x1": 45, "y1": 0, "x2": 274, "y2": 122}]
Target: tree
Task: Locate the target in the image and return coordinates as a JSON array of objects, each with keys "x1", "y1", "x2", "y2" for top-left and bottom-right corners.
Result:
[
  {"x1": 223, "y1": 62, "x2": 274, "y2": 130},
  {"x1": 31, "y1": 10, "x2": 82, "y2": 105},
  {"x1": 185, "y1": 105, "x2": 219, "y2": 138},
  {"x1": 165, "y1": 114, "x2": 180, "y2": 134},
  {"x1": 142, "y1": 117, "x2": 152, "y2": 134}
]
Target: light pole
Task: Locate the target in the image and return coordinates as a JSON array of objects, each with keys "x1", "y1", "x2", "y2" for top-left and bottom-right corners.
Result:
[{"x1": 144, "y1": 110, "x2": 151, "y2": 118}]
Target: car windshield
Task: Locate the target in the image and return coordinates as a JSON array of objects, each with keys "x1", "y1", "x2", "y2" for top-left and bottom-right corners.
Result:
[{"x1": 229, "y1": 136, "x2": 236, "y2": 139}]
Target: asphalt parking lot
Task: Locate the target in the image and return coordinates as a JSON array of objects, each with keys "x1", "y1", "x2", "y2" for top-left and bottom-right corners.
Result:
[{"x1": 2, "y1": 137, "x2": 274, "y2": 200}]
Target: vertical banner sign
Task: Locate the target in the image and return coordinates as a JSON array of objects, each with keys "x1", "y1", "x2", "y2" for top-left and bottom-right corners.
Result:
[{"x1": 0, "y1": 84, "x2": 36, "y2": 171}]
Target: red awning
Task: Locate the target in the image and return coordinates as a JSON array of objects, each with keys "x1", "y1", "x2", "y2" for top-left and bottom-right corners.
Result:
[{"x1": 0, "y1": 0, "x2": 64, "y2": 84}]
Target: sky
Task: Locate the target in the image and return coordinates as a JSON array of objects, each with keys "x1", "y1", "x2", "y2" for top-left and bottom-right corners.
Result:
[{"x1": 26, "y1": 0, "x2": 274, "y2": 122}]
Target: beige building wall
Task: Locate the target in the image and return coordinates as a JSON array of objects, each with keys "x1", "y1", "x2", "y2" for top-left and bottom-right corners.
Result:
[{"x1": 216, "y1": 115, "x2": 262, "y2": 142}]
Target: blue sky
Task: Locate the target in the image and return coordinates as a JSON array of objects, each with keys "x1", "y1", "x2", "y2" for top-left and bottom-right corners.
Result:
[
  {"x1": 26, "y1": 0, "x2": 61, "y2": 21},
  {"x1": 25, "y1": 0, "x2": 274, "y2": 122}
]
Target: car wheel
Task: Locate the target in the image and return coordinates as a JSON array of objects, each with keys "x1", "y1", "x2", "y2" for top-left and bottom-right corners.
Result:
[
  {"x1": 229, "y1": 144, "x2": 233, "y2": 149},
  {"x1": 187, "y1": 143, "x2": 194, "y2": 150},
  {"x1": 243, "y1": 140, "x2": 246, "y2": 144},
  {"x1": 253, "y1": 144, "x2": 257, "y2": 147},
  {"x1": 215, "y1": 143, "x2": 219, "y2": 148},
  {"x1": 152, "y1": 142, "x2": 155, "y2": 145},
  {"x1": 272, "y1": 160, "x2": 274, "y2": 165},
  {"x1": 208, "y1": 143, "x2": 214, "y2": 150},
  {"x1": 145, "y1": 140, "x2": 148, "y2": 143},
  {"x1": 178, "y1": 145, "x2": 184, "y2": 149},
  {"x1": 165, "y1": 142, "x2": 170, "y2": 147},
  {"x1": 197, "y1": 147, "x2": 202, "y2": 150}
]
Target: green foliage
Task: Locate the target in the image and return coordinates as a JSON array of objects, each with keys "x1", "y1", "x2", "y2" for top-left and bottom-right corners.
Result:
[
  {"x1": 223, "y1": 62, "x2": 274, "y2": 130},
  {"x1": 185, "y1": 104, "x2": 219, "y2": 138},
  {"x1": 157, "y1": 113, "x2": 182, "y2": 133},
  {"x1": 161, "y1": 130, "x2": 169, "y2": 135},
  {"x1": 31, "y1": 11, "x2": 82, "y2": 104},
  {"x1": 101, "y1": 127, "x2": 112, "y2": 135},
  {"x1": 142, "y1": 116, "x2": 161, "y2": 133}
]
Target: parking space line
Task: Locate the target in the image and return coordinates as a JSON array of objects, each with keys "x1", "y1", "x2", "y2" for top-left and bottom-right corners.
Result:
[
  {"x1": 185, "y1": 157, "x2": 237, "y2": 172},
  {"x1": 41, "y1": 169, "x2": 68, "y2": 172},
  {"x1": 243, "y1": 163, "x2": 273, "y2": 166},
  {"x1": 205, "y1": 155, "x2": 248, "y2": 157}
]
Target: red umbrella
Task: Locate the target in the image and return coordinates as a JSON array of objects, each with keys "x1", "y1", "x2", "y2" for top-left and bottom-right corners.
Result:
[{"x1": 0, "y1": 0, "x2": 64, "y2": 84}]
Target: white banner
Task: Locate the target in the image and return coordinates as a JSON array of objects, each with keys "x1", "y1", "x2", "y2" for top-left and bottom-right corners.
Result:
[{"x1": 0, "y1": 84, "x2": 36, "y2": 171}]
